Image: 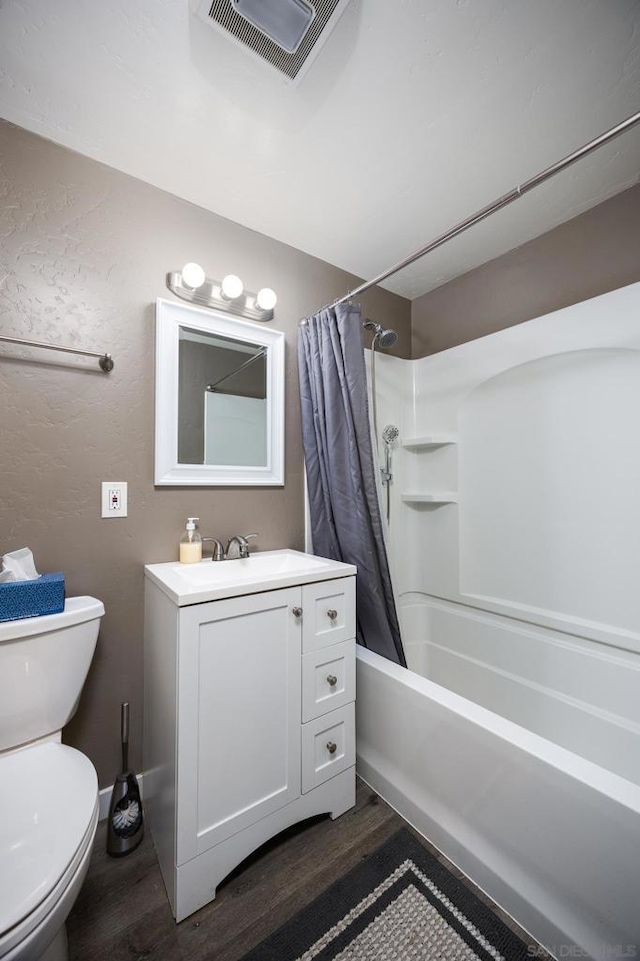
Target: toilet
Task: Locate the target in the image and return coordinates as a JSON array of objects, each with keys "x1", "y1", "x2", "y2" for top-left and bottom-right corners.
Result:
[{"x1": 0, "y1": 596, "x2": 104, "y2": 961}]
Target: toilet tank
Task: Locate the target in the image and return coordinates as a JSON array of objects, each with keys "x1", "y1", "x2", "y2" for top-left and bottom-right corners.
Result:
[{"x1": 0, "y1": 596, "x2": 104, "y2": 752}]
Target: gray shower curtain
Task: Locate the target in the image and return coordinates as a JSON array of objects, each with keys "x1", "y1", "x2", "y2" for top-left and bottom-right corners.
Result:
[{"x1": 298, "y1": 303, "x2": 406, "y2": 667}]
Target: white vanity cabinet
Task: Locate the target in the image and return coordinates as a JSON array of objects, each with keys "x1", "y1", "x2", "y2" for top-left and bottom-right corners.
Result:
[{"x1": 143, "y1": 551, "x2": 356, "y2": 922}]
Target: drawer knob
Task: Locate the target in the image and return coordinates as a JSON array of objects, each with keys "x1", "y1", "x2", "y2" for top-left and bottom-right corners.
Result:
[
  {"x1": 326, "y1": 674, "x2": 338, "y2": 687},
  {"x1": 326, "y1": 741, "x2": 337, "y2": 755},
  {"x1": 292, "y1": 607, "x2": 303, "y2": 617},
  {"x1": 327, "y1": 609, "x2": 338, "y2": 620}
]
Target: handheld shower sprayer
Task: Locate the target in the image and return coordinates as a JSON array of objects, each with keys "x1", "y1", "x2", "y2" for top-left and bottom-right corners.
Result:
[
  {"x1": 381, "y1": 425, "x2": 399, "y2": 484},
  {"x1": 361, "y1": 319, "x2": 400, "y2": 525},
  {"x1": 362, "y1": 318, "x2": 399, "y2": 457},
  {"x1": 380, "y1": 424, "x2": 399, "y2": 525},
  {"x1": 382, "y1": 424, "x2": 400, "y2": 446}
]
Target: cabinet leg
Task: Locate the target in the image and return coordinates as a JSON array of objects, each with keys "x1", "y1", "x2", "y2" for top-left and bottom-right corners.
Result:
[{"x1": 329, "y1": 767, "x2": 356, "y2": 820}]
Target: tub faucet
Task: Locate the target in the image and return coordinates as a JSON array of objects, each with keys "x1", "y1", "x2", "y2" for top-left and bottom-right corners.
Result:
[
  {"x1": 225, "y1": 533, "x2": 257, "y2": 559},
  {"x1": 202, "y1": 537, "x2": 224, "y2": 562}
]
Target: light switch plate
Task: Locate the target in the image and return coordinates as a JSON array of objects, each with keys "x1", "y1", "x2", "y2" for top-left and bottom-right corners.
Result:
[{"x1": 101, "y1": 481, "x2": 128, "y2": 518}]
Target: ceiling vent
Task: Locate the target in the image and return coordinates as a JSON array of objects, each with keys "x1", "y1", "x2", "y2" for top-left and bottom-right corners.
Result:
[{"x1": 195, "y1": 0, "x2": 352, "y2": 84}]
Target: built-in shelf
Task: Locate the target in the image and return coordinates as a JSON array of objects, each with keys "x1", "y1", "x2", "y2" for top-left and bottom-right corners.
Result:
[
  {"x1": 402, "y1": 434, "x2": 458, "y2": 504},
  {"x1": 402, "y1": 491, "x2": 458, "y2": 505},
  {"x1": 402, "y1": 434, "x2": 458, "y2": 450}
]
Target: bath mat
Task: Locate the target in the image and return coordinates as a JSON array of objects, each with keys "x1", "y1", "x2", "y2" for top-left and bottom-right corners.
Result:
[{"x1": 241, "y1": 828, "x2": 534, "y2": 961}]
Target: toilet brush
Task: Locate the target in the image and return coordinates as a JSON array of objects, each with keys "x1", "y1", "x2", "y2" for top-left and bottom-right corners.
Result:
[{"x1": 106, "y1": 701, "x2": 144, "y2": 857}]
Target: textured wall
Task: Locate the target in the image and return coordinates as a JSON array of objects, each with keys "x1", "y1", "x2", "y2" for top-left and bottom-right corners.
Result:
[
  {"x1": 412, "y1": 182, "x2": 640, "y2": 357},
  {"x1": 0, "y1": 120, "x2": 411, "y2": 787}
]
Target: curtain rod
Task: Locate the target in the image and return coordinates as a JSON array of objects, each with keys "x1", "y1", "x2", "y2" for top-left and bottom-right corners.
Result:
[
  {"x1": 0, "y1": 333, "x2": 114, "y2": 371},
  {"x1": 206, "y1": 345, "x2": 265, "y2": 391},
  {"x1": 324, "y1": 110, "x2": 640, "y2": 310}
]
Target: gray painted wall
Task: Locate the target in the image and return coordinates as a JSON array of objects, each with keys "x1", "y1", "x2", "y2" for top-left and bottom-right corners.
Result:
[
  {"x1": 0, "y1": 120, "x2": 411, "y2": 786},
  {"x1": 412, "y1": 182, "x2": 640, "y2": 357}
]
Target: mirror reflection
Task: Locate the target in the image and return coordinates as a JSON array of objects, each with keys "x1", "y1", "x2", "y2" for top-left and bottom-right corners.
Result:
[{"x1": 178, "y1": 327, "x2": 267, "y2": 467}]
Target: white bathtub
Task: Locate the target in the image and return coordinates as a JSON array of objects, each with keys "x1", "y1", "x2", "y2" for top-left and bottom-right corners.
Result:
[{"x1": 356, "y1": 644, "x2": 640, "y2": 960}]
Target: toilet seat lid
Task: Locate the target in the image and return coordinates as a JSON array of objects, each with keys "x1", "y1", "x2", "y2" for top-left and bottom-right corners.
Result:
[{"x1": 0, "y1": 742, "x2": 98, "y2": 935}]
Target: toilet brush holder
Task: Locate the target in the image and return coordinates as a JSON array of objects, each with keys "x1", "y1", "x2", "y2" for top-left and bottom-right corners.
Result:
[{"x1": 106, "y1": 701, "x2": 144, "y2": 857}]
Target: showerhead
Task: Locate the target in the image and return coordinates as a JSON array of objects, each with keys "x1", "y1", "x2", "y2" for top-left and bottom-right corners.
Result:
[
  {"x1": 377, "y1": 327, "x2": 398, "y2": 349},
  {"x1": 362, "y1": 320, "x2": 398, "y2": 350},
  {"x1": 382, "y1": 425, "x2": 399, "y2": 445}
]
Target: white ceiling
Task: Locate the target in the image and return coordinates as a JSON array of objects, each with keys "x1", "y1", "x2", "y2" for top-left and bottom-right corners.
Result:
[{"x1": 0, "y1": 0, "x2": 639, "y2": 300}]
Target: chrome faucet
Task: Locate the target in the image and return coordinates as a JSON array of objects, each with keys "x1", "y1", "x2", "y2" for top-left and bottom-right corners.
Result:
[
  {"x1": 225, "y1": 533, "x2": 258, "y2": 559},
  {"x1": 202, "y1": 537, "x2": 224, "y2": 562}
]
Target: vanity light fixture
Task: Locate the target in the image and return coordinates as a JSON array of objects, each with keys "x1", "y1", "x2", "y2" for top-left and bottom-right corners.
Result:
[
  {"x1": 181, "y1": 262, "x2": 206, "y2": 290},
  {"x1": 166, "y1": 264, "x2": 277, "y2": 322},
  {"x1": 220, "y1": 274, "x2": 244, "y2": 301},
  {"x1": 256, "y1": 287, "x2": 278, "y2": 311}
]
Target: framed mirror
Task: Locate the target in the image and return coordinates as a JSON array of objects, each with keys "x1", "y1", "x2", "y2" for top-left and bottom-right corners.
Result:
[{"x1": 155, "y1": 298, "x2": 285, "y2": 485}]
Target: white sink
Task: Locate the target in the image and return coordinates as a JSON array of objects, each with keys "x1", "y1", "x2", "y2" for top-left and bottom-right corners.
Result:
[{"x1": 144, "y1": 549, "x2": 356, "y2": 605}]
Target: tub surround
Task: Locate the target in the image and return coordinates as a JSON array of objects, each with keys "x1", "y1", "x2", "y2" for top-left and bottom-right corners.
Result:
[
  {"x1": 360, "y1": 281, "x2": 640, "y2": 958},
  {"x1": 388, "y1": 281, "x2": 640, "y2": 707}
]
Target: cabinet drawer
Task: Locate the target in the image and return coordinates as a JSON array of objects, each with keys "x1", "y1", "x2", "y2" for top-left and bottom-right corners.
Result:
[
  {"x1": 301, "y1": 704, "x2": 355, "y2": 794},
  {"x1": 302, "y1": 639, "x2": 355, "y2": 722},
  {"x1": 301, "y1": 577, "x2": 355, "y2": 653}
]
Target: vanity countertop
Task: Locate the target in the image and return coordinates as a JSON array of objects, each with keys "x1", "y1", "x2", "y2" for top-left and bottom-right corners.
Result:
[{"x1": 144, "y1": 549, "x2": 356, "y2": 606}]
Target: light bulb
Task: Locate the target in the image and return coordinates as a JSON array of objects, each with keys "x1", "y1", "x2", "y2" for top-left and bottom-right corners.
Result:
[
  {"x1": 256, "y1": 288, "x2": 277, "y2": 312},
  {"x1": 221, "y1": 274, "x2": 244, "y2": 300},
  {"x1": 181, "y1": 262, "x2": 206, "y2": 289}
]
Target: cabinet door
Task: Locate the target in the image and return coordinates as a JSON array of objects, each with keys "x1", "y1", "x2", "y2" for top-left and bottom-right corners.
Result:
[{"x1": 176, "y1": 587, "x2": 301, "y2": 863}]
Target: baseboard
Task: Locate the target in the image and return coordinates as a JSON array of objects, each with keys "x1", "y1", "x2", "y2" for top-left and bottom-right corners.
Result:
[{"x1": 99, "y1": 772, "x2": 144, "y2": 822}]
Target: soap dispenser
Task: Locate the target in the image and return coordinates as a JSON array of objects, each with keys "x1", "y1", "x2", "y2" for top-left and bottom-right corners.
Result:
[{"x1": 180, "y1": 517, "x2": 202, "y2": 564}]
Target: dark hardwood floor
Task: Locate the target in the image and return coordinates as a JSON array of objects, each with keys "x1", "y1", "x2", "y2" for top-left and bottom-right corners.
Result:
[{"x1": 67, "y1": 778, "x2": 549, "y2": 960}]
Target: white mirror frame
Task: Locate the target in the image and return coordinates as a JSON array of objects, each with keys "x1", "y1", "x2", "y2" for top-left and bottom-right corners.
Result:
[{"x1": 155, "y1": 298, "x2": 285, "y2": 486}]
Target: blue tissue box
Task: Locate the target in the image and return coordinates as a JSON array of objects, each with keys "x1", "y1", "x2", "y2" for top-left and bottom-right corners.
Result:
[{"x1": 0, "y1": 573, "x2": 65, "y2": 622}]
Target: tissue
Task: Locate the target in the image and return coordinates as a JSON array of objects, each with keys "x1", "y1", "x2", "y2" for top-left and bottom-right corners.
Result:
[
  {"x1": 0, "y1": 548, "x2": 40, "y2": 583},
  {"x1": 0, "y1": 549, "x2": 65, "y2": 621}
]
